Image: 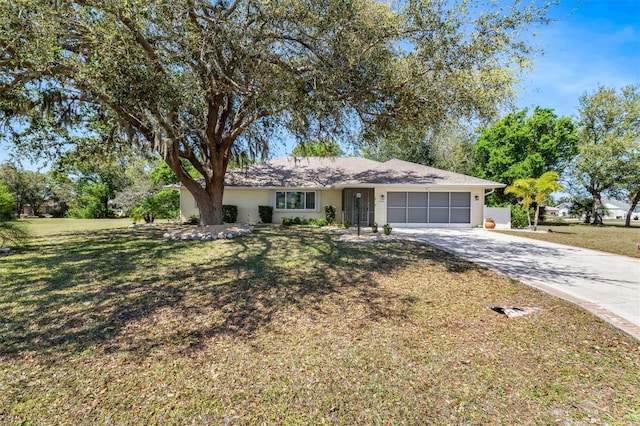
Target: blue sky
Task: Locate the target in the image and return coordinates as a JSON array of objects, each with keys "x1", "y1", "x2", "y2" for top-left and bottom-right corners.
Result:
[
  {"x1": 515, "y1": 0, "x2": 639, "y2": 117},
  {"x1": 2, "y1": 0, "x2": 638, "y2": 169}
]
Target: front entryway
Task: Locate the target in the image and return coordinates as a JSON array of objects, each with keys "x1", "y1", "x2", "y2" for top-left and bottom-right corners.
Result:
[{"x1": 342, "y1": 188, "x2": 374, "y2": 226}]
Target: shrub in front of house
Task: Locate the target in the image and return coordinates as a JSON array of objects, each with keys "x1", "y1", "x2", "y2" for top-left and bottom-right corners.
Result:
[
  {"x1": 324, "y1": 205, "x2": 336, "y2": 224},
  {"x1": 222, "y1": 205, "x2": 238, "y2": 223},
  {"x1": 308, "y1": 218, "x2": 328, "y2": 226},
  {"x1": 511, "y1": 204, "x2": 529, "y2": 228},
  {"x1": 281, "y1": 216, "x2": 310, "y2": 226},
  {"x1": 186, "y1": 215, "x2": 200, "y2": 225},
  {"x1": 258, "y1": 205, "x2": 273, "y2": 223}
]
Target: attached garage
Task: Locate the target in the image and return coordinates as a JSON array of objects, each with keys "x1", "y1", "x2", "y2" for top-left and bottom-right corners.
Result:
[{"x1": 387, "y1": 191, "x2": 471, "y2": 227}]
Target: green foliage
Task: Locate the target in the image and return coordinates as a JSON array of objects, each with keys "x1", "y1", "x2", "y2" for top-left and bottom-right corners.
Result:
[
  {"x1": 383, "y1": 224, "x2": 392, "y2": 235},
  {"x1": 0, "y1": 184, "x2": 28, "y2": 245},
  {"x1": 0, "y1": 0, "x2": 554, "y2": 225},
  {"x1": 222, "y1": 205, "x2": 238, "y2": 223},
  {"x1": 0, "y1": 184, "x2": 16, "y2": 221},
  {"x1": 291, "y1": 140, "x2": 345, "y2": 157},
  {"x1": 343, "y1": 220, "x2": 352, "y2": 228},
  {"x1": 280, "y1": 217, "x2": 310, "y2": 226},
  {"x1": 67, "y1": 183, "x2": 114, "y2": 219},
  {"x1": 505, "y1": 171, "x2": 563, "y2": 230},
  {"x1": 324, "y1": 205, "x2": 336, "y2": 224},
  {"x1": 361, "y1": 121, "x2": 477, "y2": 175},
  {"x1": 258, "y1": 206, "x2": 274, "y2": 224},
  {"x1": 0, "y1": 163, "x2": 50, "y2": 216},
  {"x1": 473, "y1": 107, "x2": 578, "y2": 203},
  {"x1": 185, "y1": 215, "x2": 200, "y2": 225},
  {"x1": 568, "y1": 196, "x2": 595, "y2": 224},
  {"x1": 148, "y1": 161, "x2": 201, "y2": 186},
  {"x1": 510, "y1": 205, "x2": 530, "y2": 229},
  {"x1": 130, "y1": 190, "x2": 180, "y2": 224},
  {"x1": 371, "y1": 222, "x2": 379, "y2": 233},
  {"x1": 308, "y1": 218, "x2": 328, "y2": 227},
  {"x1": 571, "y1": 84, "x2": 640, "y2": 225},
  {"x1": 51, "y1": 147, "x2": 130, "y2": 219}
]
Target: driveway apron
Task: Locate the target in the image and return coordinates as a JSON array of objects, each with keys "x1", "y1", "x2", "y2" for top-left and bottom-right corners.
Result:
[{"x1": 394, "y1": 228, "x2": 640, "y2": 340}]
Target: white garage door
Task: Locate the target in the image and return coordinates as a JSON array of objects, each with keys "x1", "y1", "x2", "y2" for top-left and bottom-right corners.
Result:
[{"x1": 387, "y1": 192, "x2": 471, "y2": 227}]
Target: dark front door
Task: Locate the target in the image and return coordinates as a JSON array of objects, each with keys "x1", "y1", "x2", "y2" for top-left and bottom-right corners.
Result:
[{"x1": 343, "y1": 189, "x2": 374, "y2": 226}]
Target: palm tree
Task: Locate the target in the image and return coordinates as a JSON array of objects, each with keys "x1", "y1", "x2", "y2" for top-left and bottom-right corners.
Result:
[{"x1": 506, "y1": 171, "x2": 563, "y2": 231}]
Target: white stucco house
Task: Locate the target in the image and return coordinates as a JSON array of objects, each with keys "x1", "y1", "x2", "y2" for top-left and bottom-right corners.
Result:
[
  {"x1": 556, "y1": 202, "x2": 572, "y2": 217},
  {"x1": 175, "y1": 157, "x2": 506, "y2": 228},
  {"x1": 602, "y1": 198, "x2": 633, "y2": 220}
]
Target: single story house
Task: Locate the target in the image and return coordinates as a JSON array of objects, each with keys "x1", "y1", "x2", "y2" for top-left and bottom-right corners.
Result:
[
  {"x1": 545, "y1": 206, "x2": 560, "y2": 216},
  {"x1": 556, "y1": 202, "x2": 572, "y2": 217},
  {"x1": 602, "y1": 198, "x2": 634, "y2": 220},
  {"x1": 177, "y1": 157, "x2": 505, "y2": 228}
]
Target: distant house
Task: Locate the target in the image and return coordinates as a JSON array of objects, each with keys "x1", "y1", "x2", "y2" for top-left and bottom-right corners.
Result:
[
  {"x1": 20, "y1": 200, "x2": 58, "y2": 217},
  {"x1": 545, "y1": 206, "x2": 560, "y2": 216},
  {"x1": 174, "y1": 157, "x2": 505, "y2": 228},
  {"x1": 602, "y1": 198, "x2": 633, "y2": 220},
  {"x1": 555, "y1": 198, "x2": 639, "y2": 220},
  {"x1": 556, "y1": 202, "x2": 572, "y2": 217}
]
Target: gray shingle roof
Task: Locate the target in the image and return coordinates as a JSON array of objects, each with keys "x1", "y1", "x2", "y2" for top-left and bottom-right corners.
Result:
[{"x1": 223, "y1": 157, "x2": 504, "y2": 188}]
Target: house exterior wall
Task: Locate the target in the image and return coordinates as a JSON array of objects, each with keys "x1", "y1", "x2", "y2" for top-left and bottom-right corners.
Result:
[
  {"x1": 373, "y1": 186, "x2": 487, "y2": 228},
  {"x1": 179, "y1": 187, "x2": 343, "y2": 224}
]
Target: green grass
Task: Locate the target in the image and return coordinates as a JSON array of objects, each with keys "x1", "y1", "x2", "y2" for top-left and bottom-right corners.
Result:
[
  {"x1": 497, "y1": 220, "x2": 640, "y2": 258},
  {"x1": 1, "y1": 222, "x2": 639, "y2": 424},
  {"x1": 17, "y1": 217, "x2": 135, "y2": 237}
]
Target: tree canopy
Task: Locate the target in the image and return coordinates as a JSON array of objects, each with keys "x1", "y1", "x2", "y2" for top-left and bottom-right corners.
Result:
[
  {"x1": 291, "y1": 140, "x2": 344, "y2": 157},
  {"x1": 1, "y1": 0, "x2": 553, "y2": 224},
  {"x1": 0, "y1": 183, "x2": 28, "y2": 245},
  {"x1": 473, "y1": 107, "x2": 577, "y2": 196},
  {"x1": 0, "y1": 163, "x2": 50, "y2": 216},
  {"x1": 570, "y1": 85, "x2": 640, "y2": 225}
]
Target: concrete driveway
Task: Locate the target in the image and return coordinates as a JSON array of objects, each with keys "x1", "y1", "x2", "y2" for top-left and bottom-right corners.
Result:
[{"x1": 394, "y1": 228, "x2": 640, "y2": 340}]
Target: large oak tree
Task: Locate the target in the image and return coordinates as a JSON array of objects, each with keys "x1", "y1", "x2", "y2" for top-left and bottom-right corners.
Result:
[
  {"x1": 571, "y1": 85, "x2": 640, "y2": 225},
  {"x1": 1, "y1": 0, "x2": 552, "y2": 225}
]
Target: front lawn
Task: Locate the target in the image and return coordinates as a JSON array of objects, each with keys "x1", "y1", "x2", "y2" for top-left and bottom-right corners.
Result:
[
  {"x1": 1, "y1": 226, "x2": 638, "y2": 424},
  {"x1": 17, "y1": 217, "x2": 135, "y2": 237},
  {"x1": 497, "y1": 221, "x2": 640, "y2": 258}
]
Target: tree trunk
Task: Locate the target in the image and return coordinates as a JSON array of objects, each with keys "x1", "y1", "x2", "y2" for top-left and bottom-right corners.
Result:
[
  {"x1": 163, "y1": 138, "x2": 229, "y2": 226},
  {"x1": 592, "y1": 193, "x2": 604, "y2": 225},
  {"x1": 533, "y1": 204, "x2": 540, "y2": 231},
  {"x1": 192, "y1": 181, "x2": 225, "y2": 226},
  {"x1": 172, "y1": 160, "x2": 226, "y2": 226},
  {"x1": 625, "y1": 191, "x2": 640, "y2": 227}
]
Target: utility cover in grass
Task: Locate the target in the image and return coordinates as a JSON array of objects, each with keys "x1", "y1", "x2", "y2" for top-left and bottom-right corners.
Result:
[{"x1": 488, "y1": 305, "x2": 539, "y2": 318}]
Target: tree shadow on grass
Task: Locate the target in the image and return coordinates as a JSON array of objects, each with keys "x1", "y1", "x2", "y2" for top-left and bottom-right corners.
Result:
[{"x1": 0, "y1": 226, "x2": 483, "y2": 361}]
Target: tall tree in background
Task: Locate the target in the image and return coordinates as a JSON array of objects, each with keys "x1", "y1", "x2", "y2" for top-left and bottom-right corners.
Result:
[
  {"x1": 571, "y1": 85, "x2": 640, "y2": 225},
  {"x1": 51, "y1": 147, "x2": 130, "y2": 218},
  {"x1": 0, "y1": 163, "x2": 50, "y2": 216},
  {"x1": 291, "y1": 140, "x2": 344, "y2": 157},
  {"x1": 1, "y1": 0, "x2": 553, "y2": 225},
  {"x1": 361, "y1": 121, "x2": 477, "y2": 175},
  {"x1": 473, "y1": 107, "x2": 577, "y2": 203},
  {"x1": 0, "y1": 183, "x2": 28, "y2": 245},
  {"x1": 113, "y1": 159, "x2": 181, "y2": 223}
]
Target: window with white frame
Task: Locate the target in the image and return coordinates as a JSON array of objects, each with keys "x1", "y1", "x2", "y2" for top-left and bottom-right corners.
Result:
[{"x1": 275, "y1": 191, "x2": 316, "y2": 210}]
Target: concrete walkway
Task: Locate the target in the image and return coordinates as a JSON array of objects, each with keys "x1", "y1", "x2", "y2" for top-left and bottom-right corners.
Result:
[{"x1": 394, "y1": 228, "x2": 640, "y2": 340}]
